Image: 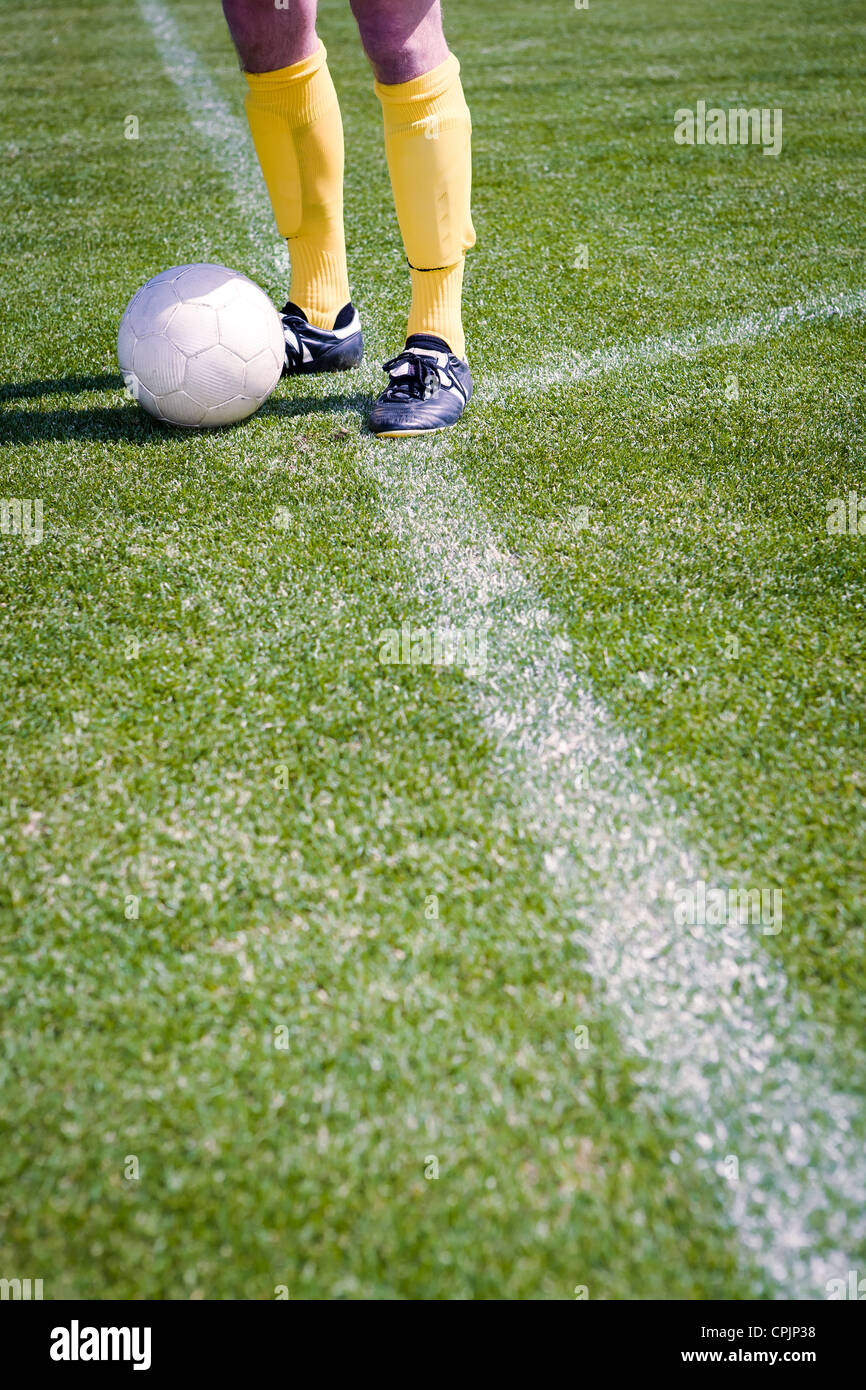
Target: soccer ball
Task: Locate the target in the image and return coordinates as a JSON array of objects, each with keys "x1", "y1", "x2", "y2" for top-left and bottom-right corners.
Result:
[{"x1": 118, "y1": 263, "x2": 285, "y2": 428}]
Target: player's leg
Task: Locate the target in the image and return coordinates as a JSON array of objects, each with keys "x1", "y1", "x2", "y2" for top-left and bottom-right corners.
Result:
[
  {"x1": 348, "y1": 0, "x2": 449, "y2": 83},
  {"x1": 222, "y1": 0, "x2": 362, "y2": 371},
  {"x1": 352, "y1": 0, "x2": 475, "y2": 434},
  {"x1": 222, "y1": 0, "x2": 318, "y2": 72}
]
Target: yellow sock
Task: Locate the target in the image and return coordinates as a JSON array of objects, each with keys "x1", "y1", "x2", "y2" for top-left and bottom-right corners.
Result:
[
  {"x1": 375, "y1": 54, "x2": 475, "y2": 359},
  {"x1": 244, "y1": 44, "x2": 350, "y2": 330}
]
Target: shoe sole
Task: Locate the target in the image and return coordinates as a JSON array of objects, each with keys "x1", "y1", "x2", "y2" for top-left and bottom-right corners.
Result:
[
  {"x1": 371, "y1": 388, "x2": 472, "y2": 438},
  {"x1": 372, "y1": 424, "x2": 453, "y2": 438},
  {"x1": 371, "y1": 405, "x2": 470, "y2": 439}
]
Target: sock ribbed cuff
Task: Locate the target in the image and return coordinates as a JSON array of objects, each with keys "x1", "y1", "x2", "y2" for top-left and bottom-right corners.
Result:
[
  {"x1": 407, "y1": 259, "x2": 466, "y2": 359},
  {"x1": 288, "y1": 237, "x2": 350, "y2": 329},
  {"x1": 373, "y1": 53, "x2": 462, "y2": 124},
  {"x1": 243, "y1": 42, "x2": 332, "y2": 124}
]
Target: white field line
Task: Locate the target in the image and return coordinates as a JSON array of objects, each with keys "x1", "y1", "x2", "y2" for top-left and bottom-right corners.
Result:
[
  {"x1": 137, "y1": 0, "x2": 290, "y2": 291},
  {"x1": 140, "y1": 0, "x2": 866, "y2": 1295},
  {"x1": 362, "y1": 434, "x2": 866, "y2": 1296},
  {"x1": 138, "y1": 0, "x2": 866, "y2": 403},
  {"x1": 482, "y1": 288, "x2": 866, "y2": 401}
]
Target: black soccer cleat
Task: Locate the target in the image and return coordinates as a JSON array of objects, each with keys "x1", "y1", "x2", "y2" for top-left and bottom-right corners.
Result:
[
  {"x1": 281, "y1": 301, "x2": 363, "y2": 376},
  {"x1": 368, "y1": 334, "x2": 473, "y2": 437}
]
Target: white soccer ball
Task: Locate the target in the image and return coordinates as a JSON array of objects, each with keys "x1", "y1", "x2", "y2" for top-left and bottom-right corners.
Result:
[{"x1": 118, "y1": 263, "x2": 284, "y2": 428}]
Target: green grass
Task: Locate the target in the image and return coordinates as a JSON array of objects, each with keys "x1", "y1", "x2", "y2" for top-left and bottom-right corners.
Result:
[{"x1": 1, "y1": 0, "x2": 865, "y2": 1298}]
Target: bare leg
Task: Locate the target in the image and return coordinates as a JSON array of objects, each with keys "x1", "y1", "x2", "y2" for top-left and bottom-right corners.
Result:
[
  {"x1": 349, "y1": 0, "x2": 449, "y2": 84},
  {"x1": 222, "y1": 0, "x2": 319, "y2": 73}
]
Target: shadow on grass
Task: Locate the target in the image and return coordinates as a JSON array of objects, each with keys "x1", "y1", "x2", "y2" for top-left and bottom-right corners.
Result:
[
  {"x1": 259, "y1": 390, "x2": 369, "y2": 421},
  {"x1": 0, "y1": 375, "x2": 372, "y2": 445},
  {"x1": 0, "y1": 373, "x2": 125, "y2": 404}
]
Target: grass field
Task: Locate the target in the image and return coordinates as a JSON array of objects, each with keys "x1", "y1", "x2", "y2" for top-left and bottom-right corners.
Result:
[{"x1": 1, "y1": 0, "x2": 865, "y2": 1300}]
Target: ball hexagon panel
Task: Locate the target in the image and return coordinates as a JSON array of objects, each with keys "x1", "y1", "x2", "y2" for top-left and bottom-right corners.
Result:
[
  {"x1": 216, "y1": 298, "x2": 271, "y2": 363},
  {"x1": 131, "y1": 381, "x2": 164, "y2": 422},
  {"x1": 183, "y1": 343, "x2": 247, "y2": 408},
  {"x1": 262, "y1": 304, "x2": 286, "y2": 362},
  {"x1": 132, "y1": 334, "x2": 187, "y2": 395},
  {"x1": 200, "y1": 396, "x2": 259, "y2": 427},
  {"x1": 124, "y1": 280, "x2": 180, "y2": 340},
  {"x1": 117, "y1": 316, "x2": 137, "y2": 374},
  {"x1": 243, "y1": 346, "x2": 282, "y2": 401},
  {"x1": 199, "y1": 275, "x2": 248, "y2": 313},
  {"x1": 148, "y1": 264, "x2": 193, "y2": 286},
  {"x1": 157, "y1": 390, "x2": 208, "y2": 428},
  {"x1": 167, "y1": 302, "x2": 220, "y2": 358},
  {"x1": 174, "y1": 263, "x2": 246, "y2": 308}
]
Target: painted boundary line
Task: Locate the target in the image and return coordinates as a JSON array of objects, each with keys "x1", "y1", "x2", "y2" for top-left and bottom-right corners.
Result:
[
  {"x1": 138, "y1": 0, "x2": 290, "y2": 291},
  {"x1": 140, "y1": 0, "x2": 866, "y2": 410},
  {"x1": 139, "y1": 0, "x2": 866, "y2": 1296},
  {"x1": 483, "y1": 288, "x2": 866, "y2": 400},
  {"x1": 360, "y1": 431, "x2": 866, "y2": 1295}
]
